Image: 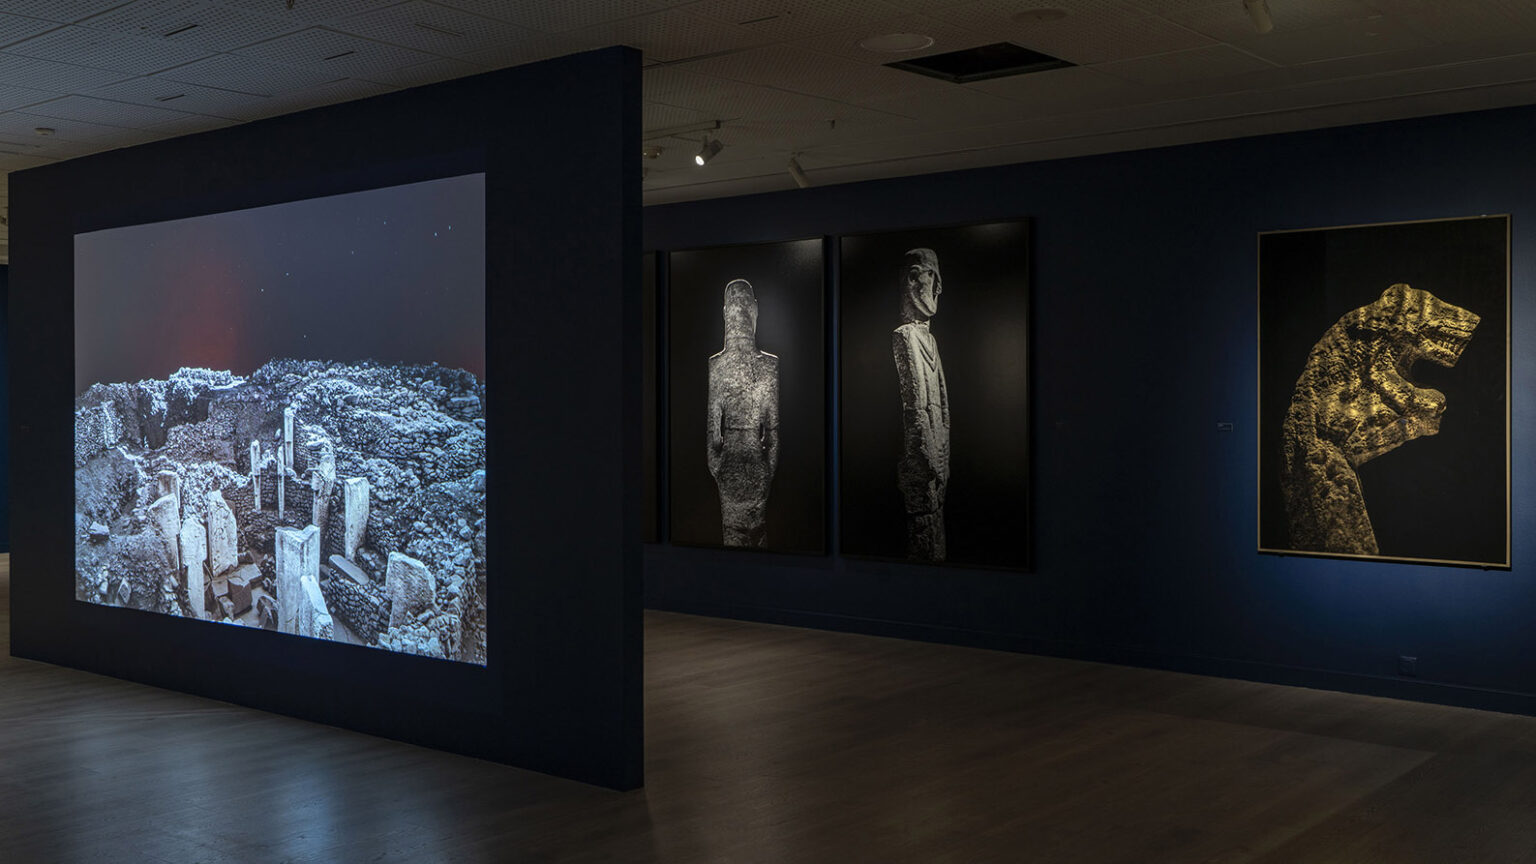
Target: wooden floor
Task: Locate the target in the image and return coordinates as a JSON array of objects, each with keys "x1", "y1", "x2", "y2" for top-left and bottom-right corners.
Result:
[{"x1": 5, "y1": 556, "x2": 1536, "y2": 863}]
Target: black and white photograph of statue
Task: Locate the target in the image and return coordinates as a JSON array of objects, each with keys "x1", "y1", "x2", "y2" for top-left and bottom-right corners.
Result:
[
  {"x1": 74, "y1": 173, "x2": 489, "y2": 664},
  {"x1": 893, "y1": 249, "x2": 950, "y2": 561},
  {"x1": 1258, "y1": 216, "x2": 1509, "y2": 567},
  {"x1": 668, "y1": 240, "x2": 825, "y2": 554},
  {"x1": 840, "y1": 221, "x2": 1031, "y2": 569},
  {"x1": 707, "y1": 279, "x2": 780, "y2": 547}
]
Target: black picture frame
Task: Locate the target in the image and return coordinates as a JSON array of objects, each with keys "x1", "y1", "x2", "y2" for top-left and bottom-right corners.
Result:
[
  {"x1": 1257, "y1": 216, "x2": 1510, "y2": 568},
  {"x1": 666, "y1": 238, "x2": 827, "y2": 555},
  {"x1": 838, "y1": 220, "x2": 1032, "y2": 570}
]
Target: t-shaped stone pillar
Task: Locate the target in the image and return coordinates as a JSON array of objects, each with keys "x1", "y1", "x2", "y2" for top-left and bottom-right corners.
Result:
[
  {"x1": 283, "y1": 406, "x2": 296, "y2": 470},
  {"x1": 179, "y1": 516, "x2": 206, "y2": 619},
  {"x1": 148, "y1": 493, "x2": 181, "y2": 572},
  {"x1": 250, "y1": 441, "x2": 262, "y2": 510},
  {"x1": 343, "y1": 477, "x2": 369, "y2": 560},
  {"x1": 276, "y1": 443, "x2": 286, "y2": 521},
  {"x1": 274, "y1": 524, "x2": 320, "y2": 636},
  {"x1": 205, "y1": 490, "x2": 238, "y2": 578},
  {"x1": 385, "y1": 551, "x2": 435, "y2": 629}
]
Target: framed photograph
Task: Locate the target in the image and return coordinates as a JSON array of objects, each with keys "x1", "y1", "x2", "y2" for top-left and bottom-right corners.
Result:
[
  {"x1": 667, "y1": 239, "x2": 826, "y2": 554},
  {"x1": 73, "y1": 173, "x2": 489, "y2": 664},
  {"x1": 1257, "y1": 216, "x2": 1509, "y2": 567},
  {"x1": 839, "y1": 220, "x2": 1031, "y2": 569}
]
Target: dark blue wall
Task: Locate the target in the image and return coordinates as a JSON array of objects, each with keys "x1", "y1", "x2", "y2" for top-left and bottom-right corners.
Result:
[
  {"x1": 10, "y1": 48, "x2": 643, "y2": 789},
  {"x1": 645, "y1": 104, "x2": 1536, "y2": 713},
  {"x1": 0, "y1": 264, "x2": 8, "y2": 554}
]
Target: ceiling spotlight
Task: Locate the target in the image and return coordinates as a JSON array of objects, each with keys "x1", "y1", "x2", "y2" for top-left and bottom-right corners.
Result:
[
  {"x1": 695, "y1": 136, "x2": 723, "y2": 166},
  {"x1": 787, "y1": 155, "x2": 811, "y2": 189},
  {"x1": 1243, "y1": 0, "x2": 1273, "y2": 34}
]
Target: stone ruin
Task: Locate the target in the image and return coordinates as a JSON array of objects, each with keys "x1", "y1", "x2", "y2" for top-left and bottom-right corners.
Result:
[{"x1": 74, "y1": 360, "x2": 488, "y2": 665}]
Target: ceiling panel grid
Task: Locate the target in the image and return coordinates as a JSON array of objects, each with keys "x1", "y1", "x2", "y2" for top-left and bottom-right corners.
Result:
[
  {"x1": 1, "y1": 25, "x2": 213, "y2": 75},
  {"x1": 78, "y1": 0, "x2": 306, "y2": 52}
]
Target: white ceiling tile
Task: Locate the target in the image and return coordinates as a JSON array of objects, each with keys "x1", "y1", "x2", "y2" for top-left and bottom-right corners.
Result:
[
  {"x1": 966, "y1": 64, "x2": 1139, "y2": 114},
  {"x1": 242, "y1": 75, "x2": 396, "y2": 118},
  {"x1": 234, "y1": 27, "x2": 438, "y2": 76},
  {"x1": 2, "y1": 25, "x2": 213, "y2": 75},
  {"x1": 0, "y1": 83, "x2": 55, "y2": 111},
  {"x1": 0, "y1": 0, "x2": 135, "y2": 24},
  {"x1": 331, "y1": 1, "x2": 536, "y2": 55},
  {"x1": 87, "y1": 76, "x2": 277, "y2": 120},
  {"x1": 679, "y1": 45, "x2": 952, "y2": 104},
  {"x1": 1163, "y1": 0, "x2": 1381, "y2": 43},
  {"x1": 1362, "y1": 0, "x2": 1536, "y2": 43},
  {"x1": 1233, "y1": 14, "x2": 1434, "y2": 65},
  {"x1": 687, "y1": 0, "x2": 912, "y2": 42},
  {"x1": 645, "y1": 65, "x2": 909, "y2": 124},
  {"x1": 438, "y1": 0, "x2": 677, "y2": 32},
  {"x1": 0, "y1": 53, "x2": 133, "y2": 91},
  {"x1": 854, "y1": 84, "x2": 1028, "y2": 123},
  {"x1": 0, "y1": 11, "x2": 62, "y2": 48},
  {"x1": 790, "y1": 14, "x2": 991, "y2": 65},
  {"x1": 155, "y1": 52, "x2": 345, "y2": 95},
  {"x1": 77, "y1": 0, "x2": 306, "y2": 52},
  {"x1": 643, "y1": 101, "x2": 714, "y2": 132},
  {"x1": 932, "y1": 0, "x2": 1215, "y2": 64},
  {"x1": 220, "y1": 0, "x2": 398, "y2": 23},
  {"x1": 566, "y1": 7, "x2": 782, "y2": 63},
  {"x1": 363, "y1": 56, "x2": 488, "y2": 88},
  {"x1": 0, "y1": 111, "x2": 162, "y2": 144},
  {"x1": 1096, "y1": 44, "x2": 1277, "y2": 86},
  {"x1": 0, "y1": 134, "x2": 99, "y2": 160},
  {"x1": 21, "y1": 94, "x2": 213, "y2": 129}
]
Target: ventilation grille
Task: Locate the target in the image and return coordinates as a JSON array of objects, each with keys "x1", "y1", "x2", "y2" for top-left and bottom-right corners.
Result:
[{"x1": 886, "y1": 42, "x2": 1073, "y2": 84}]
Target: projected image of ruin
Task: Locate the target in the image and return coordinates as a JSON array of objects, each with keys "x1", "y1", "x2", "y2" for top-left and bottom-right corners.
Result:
[{"x1": 73, "y1": 173, "x2": 487, "y2": 665}]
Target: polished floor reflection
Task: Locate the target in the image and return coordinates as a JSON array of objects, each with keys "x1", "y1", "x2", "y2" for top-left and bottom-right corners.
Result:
[{"x1": 5, "y1": 555, "x2": 1536, "y2": 862}]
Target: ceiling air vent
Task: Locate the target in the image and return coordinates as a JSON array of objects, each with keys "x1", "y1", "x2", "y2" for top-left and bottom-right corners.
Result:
[{"x1": 886, "y1": 42, "x2": 1073, "y2": 84}]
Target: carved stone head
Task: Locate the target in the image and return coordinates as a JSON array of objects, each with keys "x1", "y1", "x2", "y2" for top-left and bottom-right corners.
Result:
[
  {"x1": 902, "y1": 248, "x2": 942, "y2": 323},
  {"x1": 723, "y1": 279, "x2": 758, "y2": 344}
]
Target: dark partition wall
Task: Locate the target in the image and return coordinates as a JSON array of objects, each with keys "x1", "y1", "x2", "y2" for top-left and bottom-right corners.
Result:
[
  {"x1": 645, "y1": 103, "x2": 1536, "y2": 717},
  {"x1": 9, "y1": 47, "x2": 643, "y2": 790},
  {"x1": 0, "y1": 265, "x2": 8, "y2": 553}
]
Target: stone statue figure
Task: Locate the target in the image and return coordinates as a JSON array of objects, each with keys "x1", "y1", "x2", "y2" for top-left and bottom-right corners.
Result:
[
  {"x1": 707, "y1": 279, "x2": 780, "y2": 547},
  {"x1": 893, "y1": 248, "x2": 950, "y2": 562},
  {"x1": 1281, "y1": 283, "x2": 1478, "y2": 555}
]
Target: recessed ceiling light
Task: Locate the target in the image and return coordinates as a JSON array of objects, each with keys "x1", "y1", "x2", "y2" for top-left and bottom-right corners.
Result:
[
  {"x1": 1011, "y1": 8, "x2": 1068, "y2": 24},
  {"x1": 33, "y1": 127, "x2": 54, "y2": 136},
  {"x1": 858, "y1": 33, "x2": 936, "y2": 53}
]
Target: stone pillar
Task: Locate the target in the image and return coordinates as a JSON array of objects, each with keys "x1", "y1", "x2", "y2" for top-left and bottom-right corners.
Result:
[
  {"x1": 147, "y1": 493, "x2": 181, "y2": 572},
  {"x1": 343, "y1": 477, "x2": 369, "y2": 560},
  {"x1": 385, "y1": 551, "x2": 434, "y2": 629},
  {"x1": 297, "y1": 572, "x2": 335, "y2": 640},
  {"x1": 311, "y1": 461, "x2": 335, "y2": 539},
  {"x1": 205, "y1": 490, "x2": 238, "y2": 578},
  {"x1": 274, "y1": 524, "x2": 320, "y2": 635},
  {"x1": 283, "y1": 406, "x2": 296, "y2": 470},
  {"x1": 179, "y1": 516, "x2": 207, "y2": 620},
  {"x1": 276, "y1": 444, "x2": 286, "y2": 521},
  {"x1": 250, "y1": 441, "x2": 262, "y2": 510},
  {"x1": 156, "y1": 471, "x2": 180, "y2": 508}
]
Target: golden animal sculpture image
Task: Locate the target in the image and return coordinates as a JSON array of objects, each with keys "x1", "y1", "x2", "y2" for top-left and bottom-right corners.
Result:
[{"x1": 1280, "y1": 283, "x2": 1480, "y2": 555}]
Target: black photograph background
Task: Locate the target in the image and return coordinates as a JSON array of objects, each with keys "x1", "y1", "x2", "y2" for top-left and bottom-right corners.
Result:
[
  {"x1": 839, "y1": 220, "x2": 1031, "y2": 569},
  {"x1": 667, "y1": 239, "x2": 826, "y2": 554},
  {"x1": 1258, "y1": 216, "x2": 1509, "y2": 566}
]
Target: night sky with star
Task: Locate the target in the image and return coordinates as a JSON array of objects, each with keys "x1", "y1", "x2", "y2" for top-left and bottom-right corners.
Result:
[{"x1": 74, "y1": 172, "x2": 485, "y2": 394}]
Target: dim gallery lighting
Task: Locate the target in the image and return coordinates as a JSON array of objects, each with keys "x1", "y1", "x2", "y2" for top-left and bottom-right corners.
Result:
[
  {"x1": 1243, "y1": 0, "x2": 1273, "y2": 33},
  {"x1": 695, "y1": 136, "x2": 724, "y2": 166}
]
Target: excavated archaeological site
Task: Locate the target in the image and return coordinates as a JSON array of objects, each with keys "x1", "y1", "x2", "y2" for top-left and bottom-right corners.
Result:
[{"x1": 74, "y1": 359, "x2": 488, "y2": 665}]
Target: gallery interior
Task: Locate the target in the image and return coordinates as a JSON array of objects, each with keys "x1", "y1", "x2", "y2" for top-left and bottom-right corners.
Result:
[{"x1": 5, "y1": 0, "x2": 1536, "y2": 860}]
